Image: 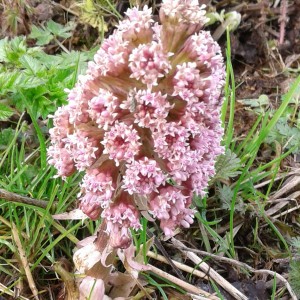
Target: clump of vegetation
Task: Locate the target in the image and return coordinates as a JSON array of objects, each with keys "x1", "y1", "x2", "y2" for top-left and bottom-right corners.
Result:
[{"x1": 0, "y1": 35, "x2": 95, "y2": 120}]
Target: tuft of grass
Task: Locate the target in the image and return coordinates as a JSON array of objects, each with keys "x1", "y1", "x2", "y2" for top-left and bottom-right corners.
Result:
[
  {"x1": 0, "y1": 23, "x2": 96, "y2": 298},
  {"x1": 193, "y1": 28, "x2": 300, "y2": 298}
]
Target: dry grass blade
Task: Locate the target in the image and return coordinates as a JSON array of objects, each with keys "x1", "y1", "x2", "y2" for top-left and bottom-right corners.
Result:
[
  {"x1": 147, "y1": 250, "x2": 209, "y2": 280},
  {"x1": 265, "y1": 200, "x2": 289, "y2": 216},
  {"x1": 172, "y1": 240, "x2": 298, "y2": 300},
  {"x1": 50, "y1": 1, "x2": 79, "y2": 16},
  {"x1": 271, "y1": 205, "x2": 300, "y2": 220},
  {"x1": 265, "y1": 191, "x2": 300, "y2": 217},
  {"x1": 0, "y1": 283, "x2": 29, "y2": 300},
  {"x1": 147, "y1": 264, "x2": 220, "y2": 299},
  {"x1": 172, "y1": 238, "x2": 248, "y2": 300},
  {"x1": 271, "y1": 175, "x2": 300, "y2": 200},
  {"x1": 188, "y1": 294, "x2": 218, "y2": 300},
  {"x1": 11, "y1": 223, "x2": 40, "y2": 300},
  {"x1": 254, "y1": 170, "x2": 299, "y2": 189}
]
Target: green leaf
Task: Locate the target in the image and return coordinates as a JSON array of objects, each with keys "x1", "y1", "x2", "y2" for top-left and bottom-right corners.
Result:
[
  {"x1": 0, "y1": 71, "x2": 44, "y2": 95},
  {"x1": 19, "y1": 54, "x2": 46, "y2": 76},
  {"x1": 3, "y1": 36, "x2": 28, "y2": 63},
  {"x1": 238, "y1": 94, "x2": 270, "y2": 108},
  {"x1": 291, "y1": 237, "x2": 300, "y2": 251},
  {"x1": 0, "y1": 104, "x2": 14, "y2": 121},
  {"x1": 46, "y1": 20, "x2": 75, "y2": 39},
  {"x1": 34, "y1": 51, "x2": 63, "y2": 68},
  {"x1": 0, "y1": 34, "x2": 91, "y2": 120},
  {"x1": 213, "y1": 149, "x2": 242, "y2": 182},
  {"x1": 37, "y1": 34, "x2": 54, "y2": 46},
  {"x1": 0, "y1": 38, "x2": 8, "y2": 62},
  {"x1": 217, "y1": 185, "x2": 246, "y2": 214},
  {"x1": 0, "y1": 71, "x2": 21, "y2": 94},
  {"x1": 266, "y1": 117, "x2": 300, "y2": 153},
  {"x1": 29, "y1": 25, "x2": 53, "y2": 46}
]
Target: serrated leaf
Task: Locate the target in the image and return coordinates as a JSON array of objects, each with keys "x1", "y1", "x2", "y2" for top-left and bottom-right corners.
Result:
[
  {"x1": 266, "y1": 116, "x2": 300, "y2": 153},
  {"x1": 218, "y1": 185, "x2": 234, "y2": 210},
  {"x1": 0, "y1": 71, "x2": 20, "y2": 93},
  {"x1": 29, "y1": 25, "x2": 48, "y2": 38},
  {"x1": 0, "y1": 38, "x2": 8, "y2": 62},
  {"x1": 29, "y1": 25, "x2": 53, "y2": 45},
  {"x1": 46, "y1": 20, "x2": 75, "y2": 39},
  {"x1": 37, "y1": 34, "x2": 54, "y2": 46},
  {"x1": 217, "y1": 185, "x2": 246, "y2": 214},
  {"x1": 19, "y1": 54, "x2": 46, "y2": 75},
  {"x1": 0, "y1": 34, "x2": 91, "y2": 120},
  {"x1": 0, "y1": 70, "x2": 44, "y2": 94},
  {"x1": 291, "y1": 237, "x2": 300, "y2": 250},
  {"x1": 34, "y1": 51, "x2": 63, "y2": 67},
  {"x1": 4, "y1": 36, "x2": 28, "y2": 62},
  {"x1": 289, "y1": 260, "x2": 300, "y2": 298},
  {"x1": 213, "y1": 149, "x2": 242, "y2": 182},
  {"x1": 0, "y1": 104, "x2": 14, "y2": 121}
]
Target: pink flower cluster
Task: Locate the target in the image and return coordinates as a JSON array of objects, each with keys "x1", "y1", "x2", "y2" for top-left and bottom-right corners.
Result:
[{"x1": 48, "y1": 0, "x2": 225, "y2": 248}]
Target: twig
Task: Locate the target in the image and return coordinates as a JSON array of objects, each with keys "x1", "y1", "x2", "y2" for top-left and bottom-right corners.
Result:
[
  {"x1": 279, "y1": 0, "x2": 288, "y2": 45},
  {"x1": 11, "y1": 223, "x2": 40, "y2": 300},
  {"x1": 172, "y1": 238, "x2": 248, "y2": 300},
  {"x1": 50, "y1": 1, "x2": 79, "y2": 17},
  {"x1": 54, "y1": 37, "x2": 70, "y2": 54},
  {"x1": 188, "y1": 294, "x2": 217, "y2": 300},
  {"x1": 253, "y1": 269, "x2": 296, "y2": 299},
  {"x1": 271, "y1": 175, "x2": 300, "y2": 200},
  {"x1": 0, "y1": 188, "x2": 52, "y2": 209},
  {"x1": 265, "y1": 25, "x2": 280, "y2": 38},
  {"x1": 147, "y1": 250, "x2": 209, "y2": 280},
  {"x1": 271, "y1": 204, "x2": 300, "y2": 219},
  {"x1": 147, "y1": 264, "x2": 220, "y2": 299},
  {"x1": 146, "y1": 228, "x2": 186, "y2": 281},
  {"x1": 236, "y1": 170, "x2": 298, "y2": 190},
  {"x1": 265, "y1": 199, "x2": 289, "y2": 216},
  {"x1": 172, "y1": 241, "x2": 298, "y2": 300}
]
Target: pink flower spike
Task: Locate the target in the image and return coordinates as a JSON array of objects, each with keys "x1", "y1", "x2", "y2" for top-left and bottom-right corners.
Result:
[
  {"x1": 102, "y1": 197, "x2": 141, "y2": 249},
  {"x1": 123, "y1": 157, "x2": 166, "y2": 195},
  {"x1": 88, "y1": 89, "x2": 119, "y2": 130},
  {"x1": 118, "y1": 5, "x2": 154, "y2": 43},
  {"x1": 64, "y1": 131, "x2": 100, "y2": 171},
  {"x1": 47, "y1": 145, "x2": 75, "y2": 179},
  {"x1": 172, "y1": 62, "x2": 208, "y2": 103},
  {"x1": 149, "y1": 186, "x2": 195, "y2": 236},
  {"x1": 129, "y1": 41, "x2": 172, "y2": 88},
  {"x1": 121, "y1": 89, "x2": 172, "y2": 128},
  {"x1": 102, "y1": 121, "x2": 141, "y2": 166},
  {"x1": 151, "y1": 122, "x2": 190, "y2": 161},
  {"x1": 47, "y1": 2, "x2": 226, "y2": 245},
  {"x1": 160, "y1": 0, "x2": 208, "y2": 25},
  {"x1": 123, "y1": 6, "x2": 153, "y2": 32},
  {"x1": 92, "y1": 31, "x2": 131, "y2": 76},
  {"x1": 79, "y1": 167, "x2": 116, "y2": 210}
]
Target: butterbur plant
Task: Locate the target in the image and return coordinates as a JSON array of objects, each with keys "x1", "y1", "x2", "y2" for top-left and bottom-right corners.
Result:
[{"x1": 48, "y1": 0, "x2": 225, "y2": 251}]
